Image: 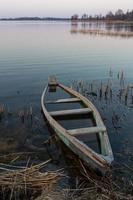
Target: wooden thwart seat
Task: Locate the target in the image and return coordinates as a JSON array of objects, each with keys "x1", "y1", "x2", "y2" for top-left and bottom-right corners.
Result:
[
  {"x1": 68, "y1": 126, "x2": 106, "y2": 136},
  {"x1": 49, "y1": 108, "x2": 92, "y2": 117},
  {"x1": 46, "y1": 98, "x2": 81, "y2": 104},
  {"x1": 48, "y1": 75, "x2": 57, "y2": 86}
]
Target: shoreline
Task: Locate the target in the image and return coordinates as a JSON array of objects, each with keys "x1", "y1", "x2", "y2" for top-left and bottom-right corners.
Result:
[{"x1": 0, "y1": 18, "x2": 133, "y2": 23}]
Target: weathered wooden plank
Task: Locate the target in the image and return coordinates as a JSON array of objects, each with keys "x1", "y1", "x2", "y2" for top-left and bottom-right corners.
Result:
[
  {"x1": 129, "y1": 84, "x2": 133, "y2": 88},
  {"x1": 49, "y1": 108, "x2": 92, "y2": 117},
  {"x1": 68, "y1": 126, "x2": 106, "y2": 136},
  {"x1": 48, "y1": 75, "x2": 57, "y2": 86},
  {"x1": 59, "y1": 84, "x2": 105, "y2": 127},
  {"x1": 41, "y1": 82, "x2": 114, "y2": 175},
  {"x1": 46, "y1": 98, "x2": 81, "y2": 104}
]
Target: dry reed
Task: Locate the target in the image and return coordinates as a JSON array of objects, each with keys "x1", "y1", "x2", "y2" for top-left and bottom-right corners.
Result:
[
  {"x1": 71, "y1": 29, "x2": 133, "y2": 38},
  {"x1": 0, "y1": 159, "x2": 63, "y2": 199}
]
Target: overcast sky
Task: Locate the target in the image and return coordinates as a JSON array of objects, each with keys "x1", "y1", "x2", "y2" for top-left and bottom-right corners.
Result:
[{"x1": 0, "y1": 0, "x2": 133, "y2": 18}]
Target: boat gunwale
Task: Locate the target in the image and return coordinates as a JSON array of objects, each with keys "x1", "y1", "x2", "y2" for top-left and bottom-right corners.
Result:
[
  {"x1": 59, "y1": 84, "x2": 114, "y2": 162},
  {"x1": 41, "y1": 83, "x2": 114, "y2": 170}
]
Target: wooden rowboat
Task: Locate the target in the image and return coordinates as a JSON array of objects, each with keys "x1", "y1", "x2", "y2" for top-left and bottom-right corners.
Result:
[{"x1": 41, "y1": 76, "x2": 114, "y2": 175}]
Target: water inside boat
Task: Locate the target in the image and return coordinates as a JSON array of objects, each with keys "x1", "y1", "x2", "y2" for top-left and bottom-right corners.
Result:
[{"x1": 44, "y1": 85, "x2": 102, "y2": 154}]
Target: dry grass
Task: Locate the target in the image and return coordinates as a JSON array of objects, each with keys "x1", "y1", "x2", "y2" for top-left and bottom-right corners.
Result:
[
  {"x1": 36, "y1": 159, "x2": 133, "y2": 200},
  {"x1": 0, "y1": 159, "x2": 63, "y2": 200}
]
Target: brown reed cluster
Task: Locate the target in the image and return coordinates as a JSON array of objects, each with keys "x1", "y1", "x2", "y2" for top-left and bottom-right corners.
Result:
[
  {"x1": 0, "y1": 159, "x2": 63, "y2": 200},
  {"x1": 71, "y1": 29, "x2": 133, "y2": 38}
]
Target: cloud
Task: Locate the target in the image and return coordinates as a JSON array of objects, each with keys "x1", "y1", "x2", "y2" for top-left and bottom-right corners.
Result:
[{"x1": 0, "y1": 0, "x2": 132, "y2": 17}]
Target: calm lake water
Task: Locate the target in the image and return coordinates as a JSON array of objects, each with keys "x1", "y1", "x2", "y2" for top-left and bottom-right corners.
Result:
[
  {"x1": 0, "y1": 21, "x2": 133, "y2": 181},
  {"x1": 0, "y1": 21, "x2": 133, "y2": 106}
]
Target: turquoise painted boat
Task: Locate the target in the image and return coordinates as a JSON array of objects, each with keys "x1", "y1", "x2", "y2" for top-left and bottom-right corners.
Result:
[{"x1": 41, "y1": 76, "x2": 114, "y2": 175}]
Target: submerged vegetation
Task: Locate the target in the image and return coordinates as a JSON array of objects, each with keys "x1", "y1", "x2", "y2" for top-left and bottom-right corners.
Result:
[
  {"x1": 0, "y1": 69, "x2": 133, "y2": 199},
  {"x1": 71, "y1": 28, "x2": 133, "y2": 38}
]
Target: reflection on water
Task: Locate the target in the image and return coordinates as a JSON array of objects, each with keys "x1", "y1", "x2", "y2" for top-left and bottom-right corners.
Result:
[
  {"x1": 0, "y1": 21, "x2": 133, "y2": 191},
  {"x1": 71, "y1": 21, "x2": 133, "y2": 38}
]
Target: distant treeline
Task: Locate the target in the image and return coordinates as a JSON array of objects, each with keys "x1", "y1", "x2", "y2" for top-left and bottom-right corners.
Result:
[
  {"x1": 0, "y1": 17, "x2": 70, "y2": 21},
  {"x1": 1, "y1": 10, "x2": 133, "y2": 21},
  {"x1": 71, "y1": 9, "x2": 133, "y2": 21}
]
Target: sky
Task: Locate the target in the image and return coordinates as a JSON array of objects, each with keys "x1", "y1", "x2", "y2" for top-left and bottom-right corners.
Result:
[{"x1": 0, "y1": 0, "x2": 133, "y2": 18}]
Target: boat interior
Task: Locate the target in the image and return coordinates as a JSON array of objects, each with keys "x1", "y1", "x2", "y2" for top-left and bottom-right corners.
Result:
[{"x1": 44, "y1": 85, "x2": 107, "y2": 155}]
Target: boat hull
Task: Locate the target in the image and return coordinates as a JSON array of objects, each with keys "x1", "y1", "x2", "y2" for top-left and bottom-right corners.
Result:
[
  {"x1": 41, "y1": 83, "x2": 114, "y2": 176},
  {"x1": 48, "y1": 121, "x2": 110, "y2": 175}
]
